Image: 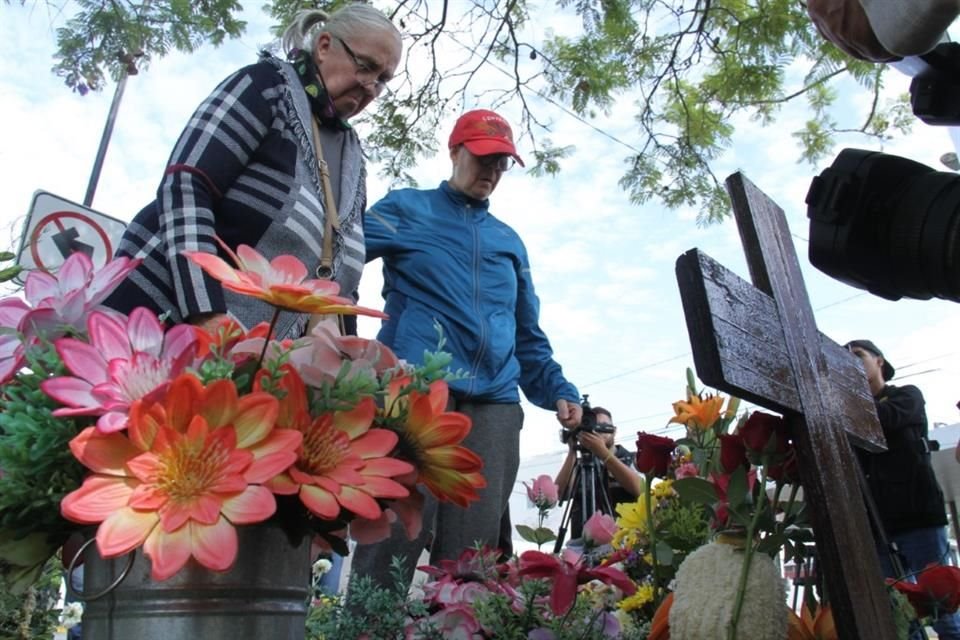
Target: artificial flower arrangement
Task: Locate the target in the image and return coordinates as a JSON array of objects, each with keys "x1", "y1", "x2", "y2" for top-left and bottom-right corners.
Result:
[
  {"x1": 606, "y1": 369, "x2": 812, "y2": 640},
  {"x1": 0, "y1": 243, "x2": 485, "y2": 590},
  {"x1": 305, "y1": 473, "x2": 639, "y2": 640}
]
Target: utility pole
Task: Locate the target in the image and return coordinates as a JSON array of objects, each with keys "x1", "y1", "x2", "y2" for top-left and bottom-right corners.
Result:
[{"x1": 83, "y1": 50, "x2": 142, "y2": 208}]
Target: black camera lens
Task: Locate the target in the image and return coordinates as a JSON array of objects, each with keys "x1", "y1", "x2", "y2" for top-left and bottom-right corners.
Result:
[{"x1": 806, "y1": 148, "x2": 960, "y2": 302}]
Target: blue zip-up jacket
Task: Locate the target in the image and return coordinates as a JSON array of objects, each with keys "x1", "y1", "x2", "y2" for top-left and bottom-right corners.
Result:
[{"x1": 364, "y1": 181, "x2": 579, "y2": 410}]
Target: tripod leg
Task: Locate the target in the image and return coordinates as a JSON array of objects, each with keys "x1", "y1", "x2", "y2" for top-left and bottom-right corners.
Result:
[
  {"x1": 554, "y1": 463, "x2": 581, "y2": 554},
  {"x1": 596, "y1": 466, "x2": 614, "y2": 516},
  {"x1": 582, "y1": 459, "x2": 596, "y2": 524},
  {"x1": 854, "y1": 458, "x2": 907, "y2": 578},
  {"x1": 852, "y1": 458, "x2": 930, "y2": 639}
]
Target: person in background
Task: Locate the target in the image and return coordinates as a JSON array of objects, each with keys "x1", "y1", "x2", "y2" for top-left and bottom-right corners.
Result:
[
  {"x1": 955, "y1": 400, "x2": 960, "y2": 464},
  {"x1": 104, "y1": 3, "x2": 402, "y2": 340},
  {"x1": 350, "y1": 108, "x2": 583, "y2": 592},
  {"x1": 847, "y1": 339, "x2": 960, "y2": 639},
  {"x1": 554, "y1": 406, "x2": 643, "y2": 542}
]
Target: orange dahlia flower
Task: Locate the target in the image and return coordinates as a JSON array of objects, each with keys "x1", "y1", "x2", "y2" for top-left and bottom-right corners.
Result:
[
  {"x1": 260, "y1": 365, "x2": 413, "y2": 521},
  {"x1": 60, "y1": 374, "x2": 302, "y2": 580},
  {"x1": 386, "y1": 377, "x2": 486, "y2": 508}
]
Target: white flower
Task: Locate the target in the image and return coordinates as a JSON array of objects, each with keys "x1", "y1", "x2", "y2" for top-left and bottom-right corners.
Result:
[
  {"x1": 668, "y1": 541, "x2": 787, "y2": 640},
  {"x1": 60, "y1": 602, "x2": 84, "y2": 629},
  {"x1": 312, "y1": 558, "x2": 333, "y2": 577}
]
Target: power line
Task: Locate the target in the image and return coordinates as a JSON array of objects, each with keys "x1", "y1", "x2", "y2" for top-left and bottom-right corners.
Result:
[
  {"x1": 815, "y1": 292, "x2": 867, "y2": 311},
  {"x1": 897, "y1": 367, "x2": 942, "y2": 381},
  {"x1": 580, "y1": 353, "x2": 690, "y2": 388}
]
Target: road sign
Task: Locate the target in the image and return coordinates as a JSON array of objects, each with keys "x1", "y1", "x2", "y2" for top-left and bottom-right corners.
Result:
[{"x1": 16, "y1": 190, "x2": 127, "y2": 274}]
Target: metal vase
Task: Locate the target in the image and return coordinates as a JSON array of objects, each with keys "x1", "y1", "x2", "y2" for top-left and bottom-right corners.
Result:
[{"x1": 80, "y1": 524, "x2": 311, "y2": 640}]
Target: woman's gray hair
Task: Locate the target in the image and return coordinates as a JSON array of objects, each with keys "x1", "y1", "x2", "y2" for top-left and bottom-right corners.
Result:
[{"x1": 280, "y1": 3, "x2": 400, "y2": 55}]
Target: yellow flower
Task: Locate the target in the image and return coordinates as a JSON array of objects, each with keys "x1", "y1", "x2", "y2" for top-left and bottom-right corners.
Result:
[
  {"x1": 612, "y1": 528, "x2": 639, "y2": 550},
  {"x1": 670, "y1": 392, "x2": 724, "y2": 431},
  {"x1": 612, "y1": 495, "x2": 651, "y2": 549},
  {"x1": 617, "y1": 496, "x2": 649, "y2": 530},
  {"x1": 652, "y1": 479, "x2": 675, "y2": 501},
  {"x1": 619, "y1": 584, "x2": 655, "y2": 612}
]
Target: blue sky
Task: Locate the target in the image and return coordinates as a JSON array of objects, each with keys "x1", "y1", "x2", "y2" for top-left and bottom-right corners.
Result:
[{"x1": 3, "y1": 4, "x2": 960, "y2": 531}]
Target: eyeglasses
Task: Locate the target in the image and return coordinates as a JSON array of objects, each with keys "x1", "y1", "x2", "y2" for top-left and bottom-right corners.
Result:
[
  {"x1": 475, "y1": 154, "x2": 515, "y2": 172},
  {"x1": 334, "y1": 36, "x2": 392, "y2": 96}
]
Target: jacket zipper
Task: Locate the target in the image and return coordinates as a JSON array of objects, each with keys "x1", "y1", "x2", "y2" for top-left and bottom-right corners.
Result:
[{"x1": 466, "y1": 203, "x2": 486, "y2": 397}]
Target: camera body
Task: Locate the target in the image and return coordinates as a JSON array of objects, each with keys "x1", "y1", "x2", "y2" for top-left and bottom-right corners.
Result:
[
  {"x1": 910, "y1": 42, "x2": 960, "y2": 126},
  {"x1": 560, "y1": 394, "x2": 615, "y2": 445}
]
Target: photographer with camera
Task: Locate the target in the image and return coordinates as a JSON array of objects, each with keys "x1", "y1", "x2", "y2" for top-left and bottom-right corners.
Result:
[
  {"x1": 555, "y1": 405, "x2": 643, "y2": 543},
  {"x1": 847, "y1": 339, "x2": 960, "y2": 639}
]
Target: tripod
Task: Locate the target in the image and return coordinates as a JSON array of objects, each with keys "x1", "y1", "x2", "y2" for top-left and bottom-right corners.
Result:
[{"x1": 553, "y1": 445, "x2": 615, "y2": 554}]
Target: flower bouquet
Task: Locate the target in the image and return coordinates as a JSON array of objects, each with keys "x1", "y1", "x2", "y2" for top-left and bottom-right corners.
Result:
[
  {"x1": 0, "y1": 244, "x2": 485, "y2": 634},
  {"x1": 606, "y1": 370, "x2": 811, "y2": 640}
]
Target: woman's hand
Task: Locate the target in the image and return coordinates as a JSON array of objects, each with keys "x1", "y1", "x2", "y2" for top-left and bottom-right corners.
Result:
[{"x1": 555, "y1": 398, "x2": 583, "y2": 430}]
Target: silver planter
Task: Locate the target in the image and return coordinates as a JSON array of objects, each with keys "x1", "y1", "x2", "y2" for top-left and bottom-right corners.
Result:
[{"x1": 80, "y1": 524, "x2": 311, "y2": 640}]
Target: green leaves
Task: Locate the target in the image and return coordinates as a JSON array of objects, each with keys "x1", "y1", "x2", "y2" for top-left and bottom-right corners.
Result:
[
  {"x1": 516, "y1": 524, "x2": 557, "y2": 546},
  {"x1": 0, "y1": 347, "x2": 87, "y2": 543},
  {"x1": 20, "y1": 0, "x2": 907, "y2": 222},
  {"x1": 671, "y1": 476, "x2": 716, "y2": 507},
  {"x1": 49, "y1": 0, "x2": 247, "y2": 93}
]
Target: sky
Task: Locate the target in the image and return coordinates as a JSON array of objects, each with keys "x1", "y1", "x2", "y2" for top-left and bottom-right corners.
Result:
[{"x1": 3, "y1": 2, "x2": 960, "y2": 532}]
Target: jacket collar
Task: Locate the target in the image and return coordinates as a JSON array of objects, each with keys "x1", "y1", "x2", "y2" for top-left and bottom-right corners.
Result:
[{"x1": 440, "y1": 180, "x2": 490, "y2": 213}]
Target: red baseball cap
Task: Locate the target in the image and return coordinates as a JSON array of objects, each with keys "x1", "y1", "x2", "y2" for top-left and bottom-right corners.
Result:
[{"x1": 448, "y1": 109, "x2": 525, "y2": 167}]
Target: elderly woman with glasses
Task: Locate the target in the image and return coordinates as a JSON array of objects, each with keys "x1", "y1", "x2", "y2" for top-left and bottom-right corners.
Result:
[
  {"x1": 351, "y1": 109, "x2": 584, "y2": 593},
  {"x1": 105, "y1": 3, "x2": 401, "y2": 339}
]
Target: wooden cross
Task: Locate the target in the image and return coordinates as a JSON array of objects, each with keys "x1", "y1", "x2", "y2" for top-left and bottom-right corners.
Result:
[{"x1": 675, "y1": 173, "x2": 896, "y2": 639}]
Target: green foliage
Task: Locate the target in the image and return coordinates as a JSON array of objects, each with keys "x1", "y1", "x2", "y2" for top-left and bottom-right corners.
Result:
[
  {"x1": 307, "y1": 559, "x2": 428, "y2": 640},
  {"x1": 527, "y1": 141, "x2": 575, "y2": 178},
  {"x1": 541, "y1": 0, "x2": 908, "y2": 223},
  {"x1": 656, "y1": 496, "x2": 710, "y2": 553},
  {"x1": 19, "y1": 0, "x2": 912, "y2": 221},
  {"x1": 887, "y1": 584, "x2": 917, "y2": 640},
  {"x1": 0, "y1": 253, "x2": 21, "y2": 284},
  {"x1": 0, "y1": 556, "x2": 63, "y2": 640},
  {"x1": 0, "y1": 343, "x2": 85, "y2": 541},
  {"x1": 0, "y1": 341, "x2": 86, "y2": 591},
  {"x1": 51, "y1": 0, "x2": 247, "y2": 92}
]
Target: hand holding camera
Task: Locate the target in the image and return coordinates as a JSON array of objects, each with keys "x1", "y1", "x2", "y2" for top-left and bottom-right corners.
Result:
[
  {"x1": 560, "y1": 395, "x2": 616, "y2": 449},
  {"x1": 555, "y1": 397, "x2": 583, "y2": 430},
  {"x1": 576, "y1": 431, "x2": 613, "y2": 457}
]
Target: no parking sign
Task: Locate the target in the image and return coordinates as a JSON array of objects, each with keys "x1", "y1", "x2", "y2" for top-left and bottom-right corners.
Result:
[{"x1": 16, "y1": 191, "x2": 127, "y2": 274}]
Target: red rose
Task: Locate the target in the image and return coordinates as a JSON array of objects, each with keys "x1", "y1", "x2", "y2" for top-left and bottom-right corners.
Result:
[
  {"x1": 635, "y1": 432, "x2": 676, "y2": 477},
  {"x1": 767, "y1": 446, "x2": 801, "y2": 484},
  {"x1": 739, "y1": 411, "x2": 789, "y2": 455},
  {"x1": 890, "y1": 564, "x2": 960, "y2": 618},
  {"x1": 718, "y1": 433, "x2": 748, "y2": 473}
]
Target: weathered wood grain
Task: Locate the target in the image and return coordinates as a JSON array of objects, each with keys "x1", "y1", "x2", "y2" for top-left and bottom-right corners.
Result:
[{"x1": 675, "y1": 172, "x2": 894, "y2": 640}]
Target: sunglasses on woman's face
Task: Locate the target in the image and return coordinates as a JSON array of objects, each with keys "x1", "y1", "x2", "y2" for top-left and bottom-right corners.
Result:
[{"x1": 475, "y1": 154, "x2": 515, "y2": 172}]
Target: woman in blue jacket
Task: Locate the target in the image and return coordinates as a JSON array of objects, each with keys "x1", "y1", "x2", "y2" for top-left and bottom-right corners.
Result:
[{"x1": 352, "y1": 109, "x2": 583, "y2": 590}]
